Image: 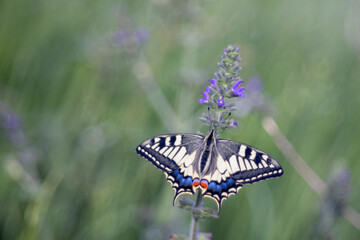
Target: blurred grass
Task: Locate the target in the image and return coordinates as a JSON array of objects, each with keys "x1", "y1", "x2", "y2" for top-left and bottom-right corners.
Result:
[{"x1": 1, "y1": 0, "x2": 360, "y2": 239}]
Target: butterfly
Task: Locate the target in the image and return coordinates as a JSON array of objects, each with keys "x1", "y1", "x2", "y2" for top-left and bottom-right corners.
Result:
[{"x1": 136, "y1": 130, "x2": 283, "y2": 211}]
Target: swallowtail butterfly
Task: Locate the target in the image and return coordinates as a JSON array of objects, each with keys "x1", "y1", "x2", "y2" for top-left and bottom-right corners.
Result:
[{"x1": 136, "y1": 130, "x2": 283, "y2": 211}]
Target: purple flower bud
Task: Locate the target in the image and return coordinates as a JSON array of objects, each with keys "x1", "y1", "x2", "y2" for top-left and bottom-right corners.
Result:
[
  {"x1": 205, "y1": 87, "x2": 211, "y2": 93},
  {"x1": 233, "y1": 66, "x2": 242, "y2": 73},
  {"x1": 231, "y1": 121, "x2": 238, "y2": 127},
  {"x1": 198, "y1": 92, "x2": 209, "y2": 104},
  {"x1": 217, "y1": 96, "x2": 225, "y2": 107},
  {"x1": 217, "y1": 62, "x2": 226, "y2": 68},
  {"x1": 214, "y1": 72, "x2": 221, "y2": 79}
]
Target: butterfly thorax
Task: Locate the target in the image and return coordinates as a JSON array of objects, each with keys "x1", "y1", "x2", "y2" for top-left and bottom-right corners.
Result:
[{"x1": 198, "y1": 130, "x2": 216, "y2": 175}]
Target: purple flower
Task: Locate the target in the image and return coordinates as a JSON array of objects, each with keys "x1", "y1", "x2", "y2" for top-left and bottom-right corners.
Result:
[
  {"x1": 4, "y1": 113, "x2": 21, "y2": 130},
  {"x1": 133, "y1": 27, "x2": 150, "y2": 45},
  {"x1": 232, "y1": 80, "x2": 242, "y2": 89},
  {"x1": 232, "y1": 80, "x2": 245, "y2": 98},
  {"x1": 209, "y1": 79, "x2": 217, "y2": 86},
  {"x1": 233, "y1": 88, "x2": 245, "y2": 97},
  {"x1": 231, "y1": 121, "x2": 238, "y2": 127},
  {"x1": 337, "y1": 169, "x2": 350, "y2": 182},
  {"x1": 113, "y1": 29, "x2": 131, "y2": 46},
  {"x1": 247, "y1": 77, "x2": 263, "y2": 93},
  {"x1": 203, "y1": 79, "x2": 216, "y2": 95},
  {"x1": 217, "y1": 96, "x2": 225, "y2": 107},
  {"x1": 198, "y1": 92, "x2": 209, "y2": 104}
]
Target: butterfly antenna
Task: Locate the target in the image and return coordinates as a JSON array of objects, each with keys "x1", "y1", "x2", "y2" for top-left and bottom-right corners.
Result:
[
  {"x1": 225, "y1": 112, "x2": 231, "y2": 120},
  {"x1": 217, "y1": 112, "x2": 232, "y2": 136},
  {"x1": 208, "y1": 107, "x2": 213, "y2": 132}
]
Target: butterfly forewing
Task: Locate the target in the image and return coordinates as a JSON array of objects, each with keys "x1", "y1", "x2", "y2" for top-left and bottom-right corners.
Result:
[
  {"x1": 216, "y1": 138, "x2": 283, "y2": 184},
  {"x1": 136, "y1": 134, "x2": 205, "y2": 202},
  {"x1": 136, "y1": 134, "x2": 204, "y2": 172}
]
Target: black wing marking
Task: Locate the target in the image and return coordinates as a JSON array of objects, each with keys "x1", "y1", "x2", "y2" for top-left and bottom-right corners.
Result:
[
  {"x1": 216, "y1": 139, "x2": 283, "y2": 184},
  {"x1": 136, "y1": 133, "x2": 204, "y2": 204}
]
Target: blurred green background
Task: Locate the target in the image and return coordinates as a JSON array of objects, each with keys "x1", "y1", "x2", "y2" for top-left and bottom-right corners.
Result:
[{"x1": 1, "y1": 0, "x2": 360, "y2": 239}]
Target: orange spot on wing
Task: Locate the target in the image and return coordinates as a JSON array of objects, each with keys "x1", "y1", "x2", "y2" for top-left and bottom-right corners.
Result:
[
  {"x1": 200, "y1": 180, "x2": 208, "y2": 189},
  {"x1": 193, "y1": 178, "x2": 200, "y2": 187}
]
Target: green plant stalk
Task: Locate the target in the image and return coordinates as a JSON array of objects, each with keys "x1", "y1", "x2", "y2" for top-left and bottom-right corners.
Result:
[{"x1": 189, "y1": 190, "x2": 203, "y2": 240}]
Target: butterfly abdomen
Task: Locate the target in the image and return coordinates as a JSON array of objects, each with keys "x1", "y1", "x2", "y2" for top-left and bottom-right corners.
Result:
[{"x1": 200, "y1": 150, "x2": 210, "y2": 172}]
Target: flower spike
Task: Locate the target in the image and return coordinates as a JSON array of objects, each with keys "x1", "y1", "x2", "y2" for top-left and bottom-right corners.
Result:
[{"x1": 198, "y1": 44, "x2": 246, "y2": 132}]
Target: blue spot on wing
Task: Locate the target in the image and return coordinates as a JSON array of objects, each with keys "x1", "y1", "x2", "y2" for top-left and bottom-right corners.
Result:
[
  {"x1": 221, "y1": 182, "x2": 228, "y2": 190},
  {"x1": 176, "y1": 174, "x2": 182, "y2": 181},
  {"x1": 208, "y1": 182, "x2": 216, "y2": 191},
  {"x1": 168, "y1": 170, "x2": 195, "y2": 187},
  {"x1": 226, "y1": 178, "x2": 234, "y2": 186},
  {"x1": 180, "y1": 178, "x2": 186, "y2": 186},
  {"x1": 186, "y1": 177, "x2": 192, "y2": 186}
]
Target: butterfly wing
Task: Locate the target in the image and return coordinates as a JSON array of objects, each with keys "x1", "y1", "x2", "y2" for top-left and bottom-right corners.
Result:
[
  {"x1": 136, "y1": 134, "x2": 204, "y2": 203},
  {"x1": 201, "y1": 138, "x2": 283, "y2": 210},
  {"x1": 216, "y1": 139, "x2": 283, "y2": 182}
]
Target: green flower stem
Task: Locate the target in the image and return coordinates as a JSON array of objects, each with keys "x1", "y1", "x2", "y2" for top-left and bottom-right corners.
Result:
[{"x1": 189, "y1": 190, "x2": 203, "y2": 240}]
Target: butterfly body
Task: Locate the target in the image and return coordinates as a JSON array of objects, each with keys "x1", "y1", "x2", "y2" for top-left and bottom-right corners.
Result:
[{"x1": 136, "y1": 130, "x2": 283, "y2": 211}]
